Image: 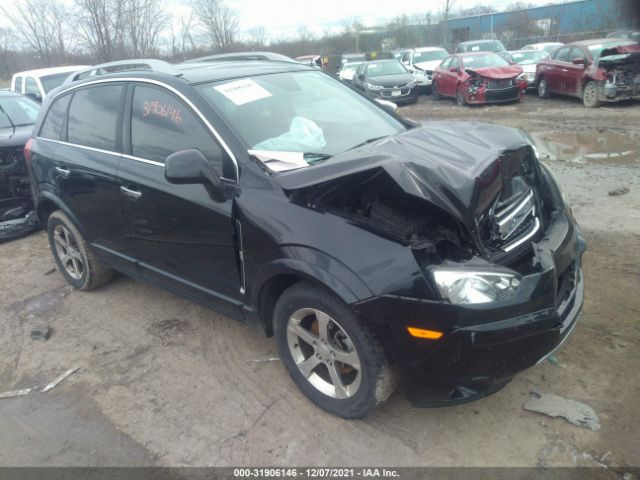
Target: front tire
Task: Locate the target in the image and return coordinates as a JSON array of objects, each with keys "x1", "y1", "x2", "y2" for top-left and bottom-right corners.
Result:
[
  {"x1": 47, "y1": 210, "x2": 113, "y2": 290},
  {"x1": 456, "y1": 88, "x2": 466, "y2": 107},
  {"x1": 582, "y1": 81, "x2": 601, "y2": 108},
  {"x1": 432, "y1": 81, "x2": 441, "y2": 100},
  {"x1": 273, "y1": 282, "x2": 397, "y2": 419}
]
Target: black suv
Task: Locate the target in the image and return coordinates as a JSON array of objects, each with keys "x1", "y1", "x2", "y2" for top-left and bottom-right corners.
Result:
[{"x1": 26, "y1": 58, "x2": 586, "y2": 418}]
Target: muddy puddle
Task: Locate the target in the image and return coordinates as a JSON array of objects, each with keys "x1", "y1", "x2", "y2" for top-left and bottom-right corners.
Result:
[{"x1": 532, "y1": 132, "x2": 640, "y2": 165}]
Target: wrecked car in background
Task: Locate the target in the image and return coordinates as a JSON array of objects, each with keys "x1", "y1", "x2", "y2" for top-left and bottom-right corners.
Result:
[
  {"x1": 0, "y1": 91, "x2": 40, "y2": 242},
  {"x1": 433, "y1": 52, "x2": 528, "y2": 105},
  {"x1": 499, "y1": 49, "x2": 550, "y2": 87},
  {"x1": 536, "y1": 39, "x2": 640, "y2": 107},
  {"x1": 27, "y1": 57, "x2": 585, "y2": 419}
]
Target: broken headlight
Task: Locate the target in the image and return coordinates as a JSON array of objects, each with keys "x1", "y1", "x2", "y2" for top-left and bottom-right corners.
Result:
[{"x1": 432, "y1": 270, "x2": 521, "y2": 304}]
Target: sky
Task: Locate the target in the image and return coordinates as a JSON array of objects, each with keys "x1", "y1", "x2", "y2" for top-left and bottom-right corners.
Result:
[{"x1": 2, "y1": 0, "x2": 555, "y2": 41}]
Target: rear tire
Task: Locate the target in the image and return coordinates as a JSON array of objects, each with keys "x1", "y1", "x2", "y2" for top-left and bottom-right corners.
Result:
[
  {"x1": 47, "y1": 210, "x2": 113, "y2": 290},
  {"x1": 582, "y1": 81, "x2": 601, "y2": 108},
  {"x1": 538, "y1": 77, "x2": 550, "y2": 98},
  {"x1": 273, "y1": 282, "x2": 397, "y2": 419}
]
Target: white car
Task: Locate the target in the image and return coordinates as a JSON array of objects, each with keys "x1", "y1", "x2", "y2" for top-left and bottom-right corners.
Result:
[
  {"x1": 399, "y1": 47, "x2": 449, "y2": 90},
  {"x1": 338, "y1": 62, "x2": 364, "y2": 83},
  {"x1": 500, "y1": 50, "x2": 550, "y2": 87},
  {"x1": 520, "y1": 42, "x2": 564, "y2": 55},
  {"x1": 11, "y1": 65, "x2": 90, "y2": 102}
]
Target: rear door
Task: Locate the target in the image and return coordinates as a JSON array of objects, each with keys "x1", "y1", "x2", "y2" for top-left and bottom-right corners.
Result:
[
  {"x1": 117, "y1": 82, "x2": 242, "y2": 315},
  {"x1": 47, "y1": 83, "x2": 131, "y2": 263}
]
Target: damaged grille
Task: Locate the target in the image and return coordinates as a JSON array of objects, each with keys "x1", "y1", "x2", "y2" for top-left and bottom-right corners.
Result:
[
  {"x1": 487, "y1": 79, "x2": 513, "y2": 89},
  {"x1": 490, "y1": 189, "x2": 541, "y2": 253}
]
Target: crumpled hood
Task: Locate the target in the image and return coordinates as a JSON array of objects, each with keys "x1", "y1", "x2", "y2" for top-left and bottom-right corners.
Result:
[
  {"x1": 466, "y1": 65, "x2": 523, "y2": 79},
  {"x1": 275, "y1": 122, "x2": 533, "y2": 232}
]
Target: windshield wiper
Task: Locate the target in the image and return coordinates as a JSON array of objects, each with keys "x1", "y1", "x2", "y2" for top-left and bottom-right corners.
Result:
[
  {"x1": 348, "y1": 135, "x2": 387, "y2": 151},
  {"x1": 303, "y1": 152, "x2": 333, "y2": 164},
  {"x1": 0, "y1": 104, "x2": 15, "y2": 130}
]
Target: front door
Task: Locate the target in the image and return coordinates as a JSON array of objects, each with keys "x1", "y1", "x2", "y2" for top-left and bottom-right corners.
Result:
[{"x1": 117, "y1": 82, "x2": 242, "y2": 316}]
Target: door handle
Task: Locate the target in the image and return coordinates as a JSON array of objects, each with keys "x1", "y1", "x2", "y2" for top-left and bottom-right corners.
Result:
[
  {"x1": 120, "y1": 185, "x2": 142, "y2": 200},
  {"x1": 55, "y1": 166, "x2": 71, "y2": 178},
  {"x1": 561, "y1": 68, "x2": 568, "y2": 72}
]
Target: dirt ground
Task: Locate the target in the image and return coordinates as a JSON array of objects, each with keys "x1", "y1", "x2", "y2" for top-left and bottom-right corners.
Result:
[{"x1": 1, "y1": 93, "x2": 639, "y2": 469}]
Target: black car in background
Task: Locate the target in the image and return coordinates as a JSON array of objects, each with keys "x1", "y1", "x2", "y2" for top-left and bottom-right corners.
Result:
[
  {"x1": 26, "y1": 58, "x2": 585, "y2": 418},
  {"x1": 0, "y1": 91, "x2": 40, "y2": 241},
  {"x1": 351, "y1": 60, "x2": 418, "y2": 104}
]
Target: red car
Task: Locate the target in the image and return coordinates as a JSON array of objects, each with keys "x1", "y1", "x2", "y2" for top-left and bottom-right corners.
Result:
[
  {"x1": 536, "y1": 39, "x2": 640, "y2": 107},
  {"x1": 432, "y1": 52, "x2": 527, "y2": 106}
]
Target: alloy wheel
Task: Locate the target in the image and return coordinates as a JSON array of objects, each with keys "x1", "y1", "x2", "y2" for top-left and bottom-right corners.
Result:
[
  {"x1": 583, "y1": 82, "x2": 599, "y2": 107},
  {"x1": 538, "y1": 79, "x2": 547, "y2": 98},
  {"x1": 286, "y1": 308, "x2": 362, "y2": 399},
  {"x1": 53, "y1": 224, "x2": 84, "y2": 280}
]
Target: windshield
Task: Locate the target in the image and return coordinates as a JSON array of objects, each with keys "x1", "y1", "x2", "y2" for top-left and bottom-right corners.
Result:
[
  {"x1": 510, "y1": 51, "x2": 549, "y2": 64},
  {"x1": 413, "y1": 50, "x2": 448, "y2": 63},
  {"x1": 40, "y1": 72, "x2": 70, "y2": 93},
  {"x1": 461, "y1": 54, "x2": 509, "y2": 68},
  {"x1": 0, "y1": 96, "x2": 40, "y2": 128},
  {"x1": 366, "y1": 61, "x2": 407, "y2": 77},
  {"x1": 588, "y1": 40, "x2": 637, "y2": 58},
  {"x1": 197, "y1": 71, "x2": 405, "y2": 163}
]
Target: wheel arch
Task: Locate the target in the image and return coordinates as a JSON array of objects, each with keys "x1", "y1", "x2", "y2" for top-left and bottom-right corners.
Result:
[
  {"x1": 36, "y1": 192, "x2": 86, "y2": 237},
  {"x1": 251, "y1": 255, "x2": 373, "y2": 337}
]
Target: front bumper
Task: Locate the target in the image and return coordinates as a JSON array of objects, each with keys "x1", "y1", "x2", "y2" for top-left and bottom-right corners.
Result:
[
  {"x1": 598, "y1": 81, "x2": 640, "y2": 102},
  {"x1": 355, "y1": 209, "x2": 586, "y2": 406},
  {"x1": 368, "y1": 86, "x2": 418, "y2": 104}
]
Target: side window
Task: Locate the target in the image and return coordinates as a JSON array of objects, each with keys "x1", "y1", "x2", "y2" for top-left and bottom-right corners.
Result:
[
  {"x1": 25, "y1": 77, "x2": 40, "y2": 96},
  {"x1": 130, "y1": 85, "x2": 226, "y2": 177},
  {"x1": 67, "y1": 85, "x2": 123, "y2": 150},
  {"x1": 569, "y1": 47, "x2": 585, "y2": 61},
  {"x1": 39, "y1": 94, "x2": 71, "y2": 140},
  {"x1": 14, "y1": 76, "x2": 23, "y2": 93},
  {"x1": 554, "y1": 47, "x2": 571, "y2": 62}
]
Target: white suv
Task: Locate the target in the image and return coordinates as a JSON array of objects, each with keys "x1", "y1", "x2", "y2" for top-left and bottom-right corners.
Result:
[
  {"x1": 400, "y1": 47, "x2": 449, "y2": 91},
  {"x1": 11, "y1": 65, "x2": 89, "y2": 102}
]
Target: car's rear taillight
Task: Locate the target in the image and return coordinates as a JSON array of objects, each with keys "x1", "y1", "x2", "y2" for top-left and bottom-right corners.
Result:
[{"x1": 24, "y1": 138, "x2": 34, "y2": 166}]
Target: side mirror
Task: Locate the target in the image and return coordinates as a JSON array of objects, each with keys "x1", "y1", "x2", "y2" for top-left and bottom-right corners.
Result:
[
  {"x1": 571, "y1": 57, "x2": 586, "y2": 66},
  {"x1": 165, "y1": 149, "x2": 225, "y2": 202},
  {"x1": 449, "y1": 67, "x2": 458, "y2": 73}
]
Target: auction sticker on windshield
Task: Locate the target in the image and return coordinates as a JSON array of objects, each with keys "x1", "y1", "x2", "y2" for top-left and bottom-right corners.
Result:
[{"x1": 214, "y1": 78, "x2": 272, "y2": 106}]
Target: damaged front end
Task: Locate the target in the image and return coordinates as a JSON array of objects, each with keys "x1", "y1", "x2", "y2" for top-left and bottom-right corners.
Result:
[
  {"x1": 596, "y1": 46, "x2": 640, "y2": 102},
  {"x1": 463, "y1": 69, "x2": 527, "y2": 104},
  {"x1": 272, "y1": 123, "x2": 586, "y2": 405},
  {"x1": 1, "y1": 146, "x2": 39, "y2": 242}
]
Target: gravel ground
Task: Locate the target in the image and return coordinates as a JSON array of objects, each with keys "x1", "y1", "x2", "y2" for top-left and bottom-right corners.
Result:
[{"x1": 0, "y1": 93, "x2": 639, "y2": 469}]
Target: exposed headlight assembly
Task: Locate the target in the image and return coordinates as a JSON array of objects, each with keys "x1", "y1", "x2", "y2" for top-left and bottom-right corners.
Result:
[
  {"x1": 366, "y1": 82, "x2": 383, "y2": 91},
  {"x1": 517, "y1": 73, "x2": 528, "y2": 82},
  {"x1": 433, "y1": 270, "x2": 521, "y2": 304}
]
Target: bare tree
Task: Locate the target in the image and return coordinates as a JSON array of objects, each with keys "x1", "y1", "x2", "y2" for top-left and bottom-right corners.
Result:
[
  {"x1": 0, "y1": 27, "x2": 15, "y2": 78},
  {"x1": 386, "y1": 14, "x2": 417, "y2": 49},
  {"x1": 190, "y1": 0, "x2": 239, "y2": 51},
  {"x1": 246, "y1": 26, "x2": 267, "y2": 49},
  {"x1": 122, "y1": 0, "x2": 166, "y2": 57},
  {"x1": 1, "y1": 0, "x2": 69, "y2": 64},
  {"x1": 73, "y1": 0, "x2": 126, "y2": 62}
]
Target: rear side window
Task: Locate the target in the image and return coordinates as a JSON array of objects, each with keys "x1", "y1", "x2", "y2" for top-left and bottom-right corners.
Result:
[
  {"x1": 130, "y1": 85, "x2": 226, "y2": 176},
  {"x1": 25, "y1": 77, "x2": 40, "y2": 96},
  {"x1": 14, "y1": 77, "x2": 23, "y2": 93},
  {"x1": 39, "y1": 94, "x2": 71, "y2": 140},
  {"x1": 554, "y1": 47, "x2": 571, "y2": 62},
  {"x1": 67, "y1": 85, "x2": 123, "y2": 151}
]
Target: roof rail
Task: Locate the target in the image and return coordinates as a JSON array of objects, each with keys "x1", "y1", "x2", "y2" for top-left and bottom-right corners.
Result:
[{"x1": 63, "y1": 59, "x2": 179, "y2": 85}]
